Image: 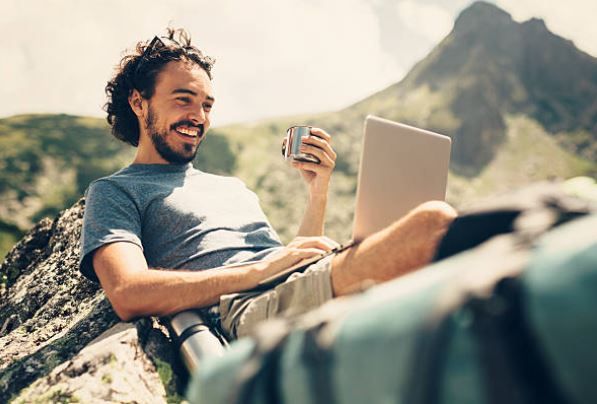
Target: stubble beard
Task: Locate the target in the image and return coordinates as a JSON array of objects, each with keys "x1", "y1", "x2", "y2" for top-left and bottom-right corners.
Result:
[{"x1": 145, "y1": 105, "x2": 199, "y2": 165}]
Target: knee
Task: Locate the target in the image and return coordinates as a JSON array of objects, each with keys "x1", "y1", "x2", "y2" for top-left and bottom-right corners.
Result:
[{"x1": 412, "y1": 200, "x2": 457, "y2": 226}]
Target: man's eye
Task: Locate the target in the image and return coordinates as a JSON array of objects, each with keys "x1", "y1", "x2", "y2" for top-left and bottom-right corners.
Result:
[
  {"x1": 177, "y1": 97, "x2": 191, "y2": 103},
  {"x1": 203, "y1": 104, "x2": 213, "y2": 111}
]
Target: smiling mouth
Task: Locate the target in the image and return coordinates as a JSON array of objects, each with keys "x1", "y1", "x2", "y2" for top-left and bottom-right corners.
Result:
[{"x1": 173, "y1": 125, "x2": 202, "y2": 139}]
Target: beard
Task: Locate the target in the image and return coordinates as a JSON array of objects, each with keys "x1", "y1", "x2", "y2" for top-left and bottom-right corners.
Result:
[{"x1": 145, "y1": 105, "x2": 201, "y2": 165}]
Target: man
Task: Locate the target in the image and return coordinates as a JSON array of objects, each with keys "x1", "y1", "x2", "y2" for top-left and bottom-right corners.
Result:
[{"x1": 80, "y1": 29, "x2": 457, "y2": 339}]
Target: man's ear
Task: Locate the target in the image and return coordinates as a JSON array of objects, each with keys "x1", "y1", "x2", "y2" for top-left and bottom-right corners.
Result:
[{"x1": 128, "y1": 89, "x2": 145, "y2": 118}]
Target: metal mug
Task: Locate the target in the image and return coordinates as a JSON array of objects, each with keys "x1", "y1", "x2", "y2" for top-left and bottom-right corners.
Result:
[{"x1": 281, "y1": 126, "x2": 321, "y2": 164}]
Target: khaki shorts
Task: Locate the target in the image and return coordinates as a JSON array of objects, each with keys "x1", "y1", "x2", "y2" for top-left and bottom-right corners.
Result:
[{"x1": 218, "y1": 254, "x2": 335, "y2": 339}]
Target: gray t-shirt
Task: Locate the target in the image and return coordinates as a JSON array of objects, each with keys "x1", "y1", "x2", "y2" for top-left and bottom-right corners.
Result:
[{"x1": 79, "y1": 162, "x2": 284, "y2": 282}]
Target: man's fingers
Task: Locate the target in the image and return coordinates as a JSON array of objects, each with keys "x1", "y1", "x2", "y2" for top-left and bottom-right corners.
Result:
[
  {"x1": 309, "y1": 127, "x2": 332, "y2": 143},
  {"x1": 292, "y1": 159, "x2": 333, "y2": 175},
  {"x1": 264, "y1": 246, "x2": 328, "y2": 277},
  {"x1": 292, "y1": 247, "x2": 328, "y2": 256},
  {"x1": 297, "y1": 144, "x2": 335, "y2": 167},
  {"x1": 301, "y1": 135, "x2": 337, "y2": 161},
  {"x1": 288, "y1": 236, "x2": 340, "y2": 246},
  {"x1": 321, "y1": 236, "x2": 341, "y2": 249},
  {"x1": 290, "y1": 237, "x2": 336, "y2": 252}
]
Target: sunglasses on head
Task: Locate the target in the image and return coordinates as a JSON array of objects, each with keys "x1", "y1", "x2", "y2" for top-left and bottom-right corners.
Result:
[{"x1": 134, "y1": 35, "x2": 199, "y2": 78}]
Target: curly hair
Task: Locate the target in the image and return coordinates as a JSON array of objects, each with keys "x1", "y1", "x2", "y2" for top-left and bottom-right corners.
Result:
[{"x1": 104, "y1": 28, "x2": 215, "y2": 147}]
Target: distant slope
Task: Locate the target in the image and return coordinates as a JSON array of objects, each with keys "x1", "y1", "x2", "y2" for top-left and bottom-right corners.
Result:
[
  {"x1": 0, "y1": 114, "x2": 238, "y2": 258},
  {"x1": 0, "y1": 114, "x2": 130, "y2": 257},
  {"x1": 0, "y1": 114, "x2": 129, "y2": 225},
  {"x1": 448, "y1": 115, "x2": 594, "y2": 205},
  {"x1": 212, "y1": 113, "x2": 593, "y2": 245}
]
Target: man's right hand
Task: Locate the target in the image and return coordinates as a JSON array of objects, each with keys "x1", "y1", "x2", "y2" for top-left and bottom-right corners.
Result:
[
  {"x1": 93, "y1": 236, "x2": 340, "y2": 321},
  {"x1": 253, "y1": 236, "x2": 340, "y2": 280}
]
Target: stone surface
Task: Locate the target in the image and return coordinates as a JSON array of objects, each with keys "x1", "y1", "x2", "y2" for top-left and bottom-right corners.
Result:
[{"x1": 0, "y1": 199, "x2": 185, "y2": 403}]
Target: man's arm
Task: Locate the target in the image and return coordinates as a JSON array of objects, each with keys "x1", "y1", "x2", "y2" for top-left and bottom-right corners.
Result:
[
  {"x1": 293, "y1": 128, "x2": 336, "y2": 237},
  {"x1": 94, "y1": 238, "x2": 336, "y2": 321},
  {"x1": 296, "y1": 194, "x2": 327, "y2": 236}
]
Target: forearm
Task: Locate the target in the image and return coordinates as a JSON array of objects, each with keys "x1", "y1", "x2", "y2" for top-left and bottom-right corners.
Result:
[
  {"x1": 108, "y1": 262, "x2": 264, "y2": 320},
  {"x1": 296, "y1": 193, "x2": 328, "y2": 237},
  {"x1": 292, "y1": 127, "x2": 336, "y2": 236},
  {"x1": 95, "y1": 240, "x2": 332, "y2": 322}
]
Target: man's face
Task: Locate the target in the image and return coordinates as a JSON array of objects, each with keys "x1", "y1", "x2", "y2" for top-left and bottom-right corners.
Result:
[{"x1": 143, "y1": 60, "x2": 215, "y2": 164}]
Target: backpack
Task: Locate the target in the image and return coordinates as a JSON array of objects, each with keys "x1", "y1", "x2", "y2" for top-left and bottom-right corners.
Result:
[{"x1": 186, "y1": 182, "x2": 597, "y2": 404}]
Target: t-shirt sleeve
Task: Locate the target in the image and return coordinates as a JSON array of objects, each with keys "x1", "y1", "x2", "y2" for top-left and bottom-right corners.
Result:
[{"x1": 79, "y1": 180, "x2": 143, "y2": 282}]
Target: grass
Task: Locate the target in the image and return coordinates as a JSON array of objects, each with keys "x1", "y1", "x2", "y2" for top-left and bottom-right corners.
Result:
[
  {"x1": 447, "y1": 115, "x2": 595, "y2": 208},
  {"x1": 154, "y1": 358, "x2": 185, "y2": 404}
]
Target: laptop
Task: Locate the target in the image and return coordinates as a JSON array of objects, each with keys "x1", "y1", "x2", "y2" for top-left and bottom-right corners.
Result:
[{"x1": 254, "y1": 115, "x2": 452, "y2": 288}]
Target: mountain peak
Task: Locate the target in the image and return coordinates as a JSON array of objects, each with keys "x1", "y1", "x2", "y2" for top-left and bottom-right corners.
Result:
[
  {"x1": 363, "y1": 0, "x2": 597, "y2": 172},
  {"x1": 454, "y1": 1, "x2": 513, "y2": 33},
  {"x1": 522, "y1": 17, "x2": 548, "y2": 31}
]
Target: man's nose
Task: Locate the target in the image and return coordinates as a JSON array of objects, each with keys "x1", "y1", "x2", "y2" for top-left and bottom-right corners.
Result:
[{"x1": 188, "y1": 106, "x2": 207, "y2": 125}]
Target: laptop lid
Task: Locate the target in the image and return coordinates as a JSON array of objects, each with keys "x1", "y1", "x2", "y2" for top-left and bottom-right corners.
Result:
[{"x1": 351, "y1": 115, "x2": 451, "y2": 241}]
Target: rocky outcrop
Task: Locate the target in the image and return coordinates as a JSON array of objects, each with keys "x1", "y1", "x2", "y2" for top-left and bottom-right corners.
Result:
[{"x1": 0, "y1": 199, "x2": 186, "y2": 403}]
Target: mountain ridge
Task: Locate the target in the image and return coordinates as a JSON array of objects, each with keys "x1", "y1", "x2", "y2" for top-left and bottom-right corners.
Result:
[{"x1": 351, "y1": 1, "x2": 597, "y2": 172}]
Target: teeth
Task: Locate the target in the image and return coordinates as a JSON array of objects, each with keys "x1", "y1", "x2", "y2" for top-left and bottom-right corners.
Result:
[{"x1": 177, "y1": 127, "x2": 198, "y2": 137}]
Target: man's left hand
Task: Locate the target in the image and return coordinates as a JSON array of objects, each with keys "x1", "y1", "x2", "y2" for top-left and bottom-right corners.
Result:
[{"x1": 291, "y1": 127, "x2": 337, "y2": 197}]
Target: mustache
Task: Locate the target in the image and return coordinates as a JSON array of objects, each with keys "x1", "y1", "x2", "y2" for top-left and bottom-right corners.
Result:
[{"x1": 171, "y1": 121, "x2": 204, "y2": 136}]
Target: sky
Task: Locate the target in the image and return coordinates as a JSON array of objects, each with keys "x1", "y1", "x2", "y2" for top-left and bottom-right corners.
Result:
[{"x1": 1, "y1": 0, "x2": 596, "y2": 127}]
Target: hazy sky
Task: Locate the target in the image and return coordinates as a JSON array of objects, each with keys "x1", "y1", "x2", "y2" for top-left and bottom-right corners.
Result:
[{"x1": 2, "y1": 0, "x2": 596, "y2": 127}]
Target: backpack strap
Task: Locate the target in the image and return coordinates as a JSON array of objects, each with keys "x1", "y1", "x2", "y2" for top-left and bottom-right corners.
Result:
[
  {"x1": 301, "y1": 321, "x2": 337, "y2": 404},
  {"x1": 229, "y1": 320, "x2": 291, "y2": 404},
  {"x1": 434, "y1": 209, "x2": 522, "y2": 261},
  {"x1": 434, "y1": 184, "x2": 595, "y2": 262},
  {"x1": 403, "y1": 314, "x2": 456, "y2": 404},
  {"x1": 470, "y1": 277, "x2": 570, "y2": 404}
]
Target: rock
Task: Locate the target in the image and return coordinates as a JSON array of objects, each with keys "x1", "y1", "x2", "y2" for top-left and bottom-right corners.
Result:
[{"x1": 0, "y1": 199, "x2": 185, "y2": 403}]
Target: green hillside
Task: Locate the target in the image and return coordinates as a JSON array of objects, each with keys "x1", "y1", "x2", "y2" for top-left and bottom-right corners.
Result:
[
  {"x1": 0, "y1": 114, "x2": 129, "y2": 256},
  {"x1": 447, "y1": 115, "x2": 594, "y2": 206},
  {"x1": 210, "y1": 114, "x2": 594, "y2": 245},
  {"x1": 1, "y1": 1, "x2": 596, "y2": 259},
  {"x1": 0, "y1": 114, "x2": 239, "y2": 258}
]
